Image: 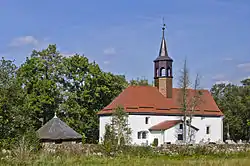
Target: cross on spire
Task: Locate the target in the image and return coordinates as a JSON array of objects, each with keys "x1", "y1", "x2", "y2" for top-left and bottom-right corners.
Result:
[
  {"x1": 162, "y1": 17, "x2": 166, "y2": 39},
  {"x1": 162, "y1": 17, "x2": 166, "y2": 30}
]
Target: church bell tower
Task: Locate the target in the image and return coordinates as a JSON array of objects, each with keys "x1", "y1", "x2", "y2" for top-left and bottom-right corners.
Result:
[{"x1": 154, "y1": 22, "x2": 173, "y2": 98}]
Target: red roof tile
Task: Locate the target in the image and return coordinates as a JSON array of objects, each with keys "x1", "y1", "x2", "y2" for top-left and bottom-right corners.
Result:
[
  {"x1": 149, "y1": 120, "x2": 182, "y2": 130},
  {"x1": 97, "y1": 86, "x2": 223, "y2": 116}
]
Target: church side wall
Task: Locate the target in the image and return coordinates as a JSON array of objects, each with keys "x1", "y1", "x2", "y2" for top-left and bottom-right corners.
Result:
[
  {"x1": 191, "y1": 116, "x2": 223, "y2": 143},
  {"x1": 99, "y1": 115, "x2": 223, "y2": 145}
]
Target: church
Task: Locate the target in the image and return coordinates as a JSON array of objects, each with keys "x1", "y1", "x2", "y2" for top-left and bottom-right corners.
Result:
[{"x1": 97, "y1": 24, "x2": 224, "y2": 145}]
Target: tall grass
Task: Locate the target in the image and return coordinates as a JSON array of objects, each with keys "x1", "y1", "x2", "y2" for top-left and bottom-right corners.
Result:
[
  {"x1": 0, "y1": 149, "x2": 250, "y2": 166},
  {"x1": 1, "y1": 152, "x2": 250, "y2": 166},
  {"x1": 1, "y1": 140, "x2": 250, "y2": 166}
]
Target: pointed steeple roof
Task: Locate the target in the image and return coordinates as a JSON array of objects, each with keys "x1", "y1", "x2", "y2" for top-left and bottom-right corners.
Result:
[
  {"x1": 159, "y1": 24, "x2": 168, "y2": 57},
  {"x1": 37, "y1": 115, "x2": 82, "y2": 141},
  {"x1": 154, "y1": 21, "x2": 173, "y2": 62}
]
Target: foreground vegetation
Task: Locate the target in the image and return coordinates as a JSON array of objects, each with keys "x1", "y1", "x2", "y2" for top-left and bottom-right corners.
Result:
[
  {"x1": 1, "y1": 138, "x2": 250, "y2": 166},
  {"x1": 1, "y1": 150, "x2": 250, "y2": 166}
]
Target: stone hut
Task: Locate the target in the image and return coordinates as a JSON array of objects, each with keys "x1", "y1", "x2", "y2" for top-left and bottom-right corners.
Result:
[{"x1": 37, "y1": 114, "x2": 82, "y2": 145}]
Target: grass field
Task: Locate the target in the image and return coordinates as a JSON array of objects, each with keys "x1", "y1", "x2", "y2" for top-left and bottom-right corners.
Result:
[{"x1": 1, "y1": 153, "x2": 250, "y2": 166}]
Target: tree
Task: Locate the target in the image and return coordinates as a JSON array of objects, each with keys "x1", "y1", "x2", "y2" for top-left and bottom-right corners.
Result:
[
  {"x1": 178, "y1": 59, "x2": 202, "y2": 144},
  {"x1": 129, "y1": 77, "x2": 152, "y2": 86},
  {"x1": 0, "y1": 57, "x2": 18, "y2": 140},
  {"x1": 241, "y1": 78, "x2": 250, "y2": 86},
  {"x1": 178, "y1": 59, "x2": 190, "y2": 143},
  {"x1": 0, "y1": 57, "x2": 32, "y2": 144},
  {"x1": 187, "y1": 73, "x2": 202, "y2": 143},
  {"x1": 17, "y1": 45, "x2": 62, "y2": 129},
  {"x1": 248, "y1": 120, "x2": 250, "y2": 141},
  {"x1": 103, "y1": 105, "x2": 131, "y2": 149},
  {"x1": 0, "y1": 44, "x2": 129, "y2": 144},
  {"x1": 211, "y1": 79, "x2": 250, "y2": 141},
  {"x1": 111, "y1": 106, "x2": 131, "y2": 147},
  {"x1": 59, "y1": 54, "x2": 128, "y2": 143},
  {"x1": 102, "y1": 124, "x2": 117, "y2": 155}
]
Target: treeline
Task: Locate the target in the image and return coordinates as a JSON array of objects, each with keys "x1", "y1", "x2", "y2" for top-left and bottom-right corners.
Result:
[
  {"x1": 211, "y1": 79, "x2": 250, "y2": 141},
  {"x1": 0, "y1": 45, "x2": 135, "y2": 145},
  {"x1": 0, "y1": 44, "x2": 249, "y2": 146}
]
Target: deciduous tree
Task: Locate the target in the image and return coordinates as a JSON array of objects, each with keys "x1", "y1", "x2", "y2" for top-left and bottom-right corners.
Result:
[
  {"x1": 211, "y1": 78, "x2": 250, "y2": 141},
  {"x1": 103, "y1": 105, "x2": 131, "y2": 150},
  {"x1": 129, "y1": 77, "x2": 152, "y2": 86},
  {"x1": 178, "y1": 59, "x2": 202, "y2": 144}
]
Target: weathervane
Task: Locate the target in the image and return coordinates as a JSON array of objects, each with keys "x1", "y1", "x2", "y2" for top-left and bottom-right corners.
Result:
[
  {"x1": 162, "y1": 17, "x2": 166, "y2": 30},
  {"x1": 162, "y1": 17, "x2": 166, "y2": 37}
]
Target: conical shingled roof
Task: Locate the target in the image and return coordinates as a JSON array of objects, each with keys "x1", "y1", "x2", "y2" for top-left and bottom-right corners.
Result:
[
  {"x1": 154, "y1": 25, "x2": 173, "y2": 62},
  {"x1": 37, "y1": 115, "x2": 82, "y2": 141}
]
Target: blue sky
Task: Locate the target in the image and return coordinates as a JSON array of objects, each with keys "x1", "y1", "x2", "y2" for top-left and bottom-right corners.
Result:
[{"x1": 0, "y1": 0, "x2": 250, "y2": 88}]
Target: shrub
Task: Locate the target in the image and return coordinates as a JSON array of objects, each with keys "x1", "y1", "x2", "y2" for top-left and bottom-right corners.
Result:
[
  {"x1": 0, "y1": 138, "x2": 16, "y2": 149},
  {"x1": 101, "y1": 124, "x2": 117, "y2": 156},
  {"x1": 82, "y1": 134, "x2": 86, "y2": 144},
  {"x1": 11, "y1": 130, "x2": 41, "y2": 160}
]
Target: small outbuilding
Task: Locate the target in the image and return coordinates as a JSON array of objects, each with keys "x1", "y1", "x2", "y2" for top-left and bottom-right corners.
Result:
[{"x1": 37, "y1": 114, "x2": 82, "y2": 145}]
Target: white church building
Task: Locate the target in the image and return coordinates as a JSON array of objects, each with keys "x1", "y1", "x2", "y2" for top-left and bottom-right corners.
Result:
[{"x1": 97, "y1": 25, "x2": 224, "y2": 146}]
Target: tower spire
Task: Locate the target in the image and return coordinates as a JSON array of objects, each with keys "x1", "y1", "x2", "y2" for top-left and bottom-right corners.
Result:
[
  {"x1": 159, "y1": 18, "x2": 168, "y2": 57},
  {"x1": 154, "y1": 19, "x2": 173, "y2": 98}
]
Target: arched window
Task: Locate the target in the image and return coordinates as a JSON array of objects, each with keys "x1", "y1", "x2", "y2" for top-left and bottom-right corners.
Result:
[
  {"x1": 156, "y1": 68, "x2": 159, "y2": 77},
  {"x1": 160, "y1": 68, "x2": 166, "y2": 77},
  {"x1": 167, "y1": 68, "x2": 171, "y2": 77}
]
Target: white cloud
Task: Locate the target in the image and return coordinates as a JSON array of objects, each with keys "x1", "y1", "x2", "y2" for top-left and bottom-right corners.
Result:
[
  {"x1": 9, "y1": 36, "x2": 39, "y2": 47},
  {"x1": 211, "y1": 74, "x2": 232, "y2": 85},
  {"x1": 103, "y1": 47, "x2": 116, "y2": 55},
  {"x1": 237, "y1": 63, "x2": 250, "y2": 72},
  {"x1": 215, "y1": 80, "x2": 231, "y2": 85},
  {"x1": 103, "y1": 61, "x2": 110, "y2": 65}
]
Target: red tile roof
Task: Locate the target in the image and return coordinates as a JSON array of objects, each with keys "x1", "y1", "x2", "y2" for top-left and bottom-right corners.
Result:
[
  {"x1": 149, "y1": 120, "x2": 199, "y2": 131},
  {"x1": 149, "y1": 120, "x2": 182, "y2": 130},
  {"x1": 97, "y1": 86, "x2": 223, "y2": 116}
]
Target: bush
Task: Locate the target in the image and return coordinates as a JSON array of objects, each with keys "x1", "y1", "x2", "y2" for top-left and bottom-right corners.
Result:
[
  {"x1": 102, "y1": 124, "x2": 117, "y2": 156},
  {"x1": 0, "y1": 138, "x2": 16, "y2": 149},
  {"x1": 11, "y1": 130, "x2": 41, "y2": 160},
  {"x1": 82, "y1": 134, "x2": 86, "y2": 144}
]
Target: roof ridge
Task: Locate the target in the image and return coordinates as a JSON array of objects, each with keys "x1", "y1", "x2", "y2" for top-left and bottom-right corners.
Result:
[{"x1": 98, "y1": 86, "x2": 223, "y2": 116}]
